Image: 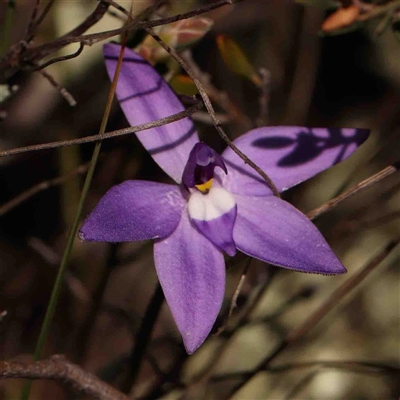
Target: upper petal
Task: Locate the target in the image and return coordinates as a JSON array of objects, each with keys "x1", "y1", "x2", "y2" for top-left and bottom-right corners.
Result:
[
  {"x1": 79, "y1": 181, "x2": 184, "y2": 242},
  {"x1": 188, "y1": 187, "x2": 237, "y2": 256},
  {"x1": 104, "y1": 43, "x2": 199, "y2": 183},
  {"x1": 220, "y1": 126, "x2": 369, "y2": 196},
  {"x1": 154, "y1": 209, "x2": 225, "y2": 353},
  {"x1": 233, "y1": 194, "x2": 346, "y2": 274}
]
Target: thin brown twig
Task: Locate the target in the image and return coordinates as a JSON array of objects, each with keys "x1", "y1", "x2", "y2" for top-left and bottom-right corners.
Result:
[
  {"x1": 0, "y1": 163, "x2": 89, "y2": 216},
  {"x1": 212, "y1": 359, "x2": 400, "y2": 382},
  {"x1": 145, "y1": 28, "x2": 281, "y2": 197},
  {"x1": 31, "y1": 0, "x2": 56, "y2": 33},
  {"x1": 25, "y1": 0, "x2": 41, "y2": 42},
  {"x1": 33, "y1": 43, "x2": 84, "y2": 71},
  {"x1": 0, "y1": 0, "x2": 236, "y2": 77},
  {"x1": 59, "y1": 1, "x2": 110, "y2": 40},
  {"x1": 0, "y1": 355, "x2": 129, "y2": 400},
  {"x1": 100, "y1": 0, "x2": 130, "y2": 17},
  {"x1": 228, "y1": 258, "x2": 252, "y2": 320},
  {"x1": 216, "y1": 258, "x2": 253, "y2": 335},
  {"x1": 36, "y1": 68, "x2": 77, "y2": 106},
  {"x1": 181, "y1": 50, "x2": 253, "y2": 129},
  {"x1": 256, "y1": 67, "x2": 271, "y2": 126},
  {"x1": 357, "y1": 0, "x2": 400, "y2": 21},
  {"x1": 0, "y1": 100, "x2": 203, "y2": 158},
  {"x1": 223, "y1": 236, "x2": 400, "y2": 399},
  {"x1": 307, "y1": 162, "x2": 399, "y2": 220}
]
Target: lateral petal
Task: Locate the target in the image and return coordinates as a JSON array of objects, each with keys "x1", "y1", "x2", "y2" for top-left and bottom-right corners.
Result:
[
  {"x1": 188, "y1": 187, "x2": 237, "y2": 256},
  {"x1": 221, "y1": 126, "x2": 369, "y2": 196},
  {"x1": 154, "y1": 209, "x2": 225, "y2": 353},
  {"x1": 234, "y1": 195, "x2": 346, "y2": 274},
  {"x1": 104, "y1": 43, "x2": 199, "y2": 183},
  {"x1": 79, "y1": 181, "x2": 184, "y2": 242}
]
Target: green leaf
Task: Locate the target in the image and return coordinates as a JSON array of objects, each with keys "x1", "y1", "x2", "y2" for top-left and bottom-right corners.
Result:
[
  {"x1": 216, "y1": 35, "x2": 261, "y2": 87},
  {"x1": 170, "y1": 74, "x2": 198, "y2": 96}
]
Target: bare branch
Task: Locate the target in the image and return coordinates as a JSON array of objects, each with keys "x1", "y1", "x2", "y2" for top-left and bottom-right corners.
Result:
[
  {"x1": 0, "y1": 163, "x2": 89, "y2": 216},
  {"x1": 33, "y1": 43, "x2": 84, "y2": 71},
  {"x1": 212, "y1": 359, "x2": 400, "y2": 382},
  {"x1": 145, "y1": 28, "x2": 281, "y2": 197},
  {"x1": 36, "y1": 68, "x2": 77, "y2": 106},
  {"x1": 223, "y1": 236, "x2": 400, "y2": 398},
  {"x1": 0, "y1": 100, "x2": 203, "y2": 158},
  {"x1": 307, "y1": 162, "x2": 400, "y2": 220},
  {"x1": 0, "y1": 0, "x2": 237, "y2": 80},
  {"x1": 0, "y1": 355, "x2": 129, "y2": 400}
]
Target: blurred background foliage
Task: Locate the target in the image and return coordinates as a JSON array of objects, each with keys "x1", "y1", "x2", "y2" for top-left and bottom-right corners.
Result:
[{"x1": 0, "y1": 0, "x2": 399, "y2": 399}]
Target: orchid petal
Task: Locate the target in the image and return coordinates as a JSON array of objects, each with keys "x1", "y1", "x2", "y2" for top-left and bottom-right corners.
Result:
[
  {"x1": 154, "y1": 209, "x2": 225, "y2": 353},
  {"x1": 188, "y1": 187, "x2": 237, "y2": 256},
  {"x1": 234, "y1": 195, "x2": 346, "y2": 274},
  {"x1": 221, "y1": 127, "x2": 369, "y2": 196},
  {"x1": 104, "y1": 43, "x2": 199, "y2": 183},
  {"x1": 79, "y1": 181, "x2": 184, "y2": 242}
]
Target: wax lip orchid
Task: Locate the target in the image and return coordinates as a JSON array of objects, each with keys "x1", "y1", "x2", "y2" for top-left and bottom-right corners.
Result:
[{"x1": 79, "y1": 43, "x2": 369, "y2": 354}]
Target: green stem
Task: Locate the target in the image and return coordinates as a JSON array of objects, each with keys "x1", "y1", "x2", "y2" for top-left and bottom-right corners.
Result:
[
  {"x1": 1, "y1": 0, "x2": 16, "y2": 56},
  {"x1": 20, "y1": 36, "x2": 129, "y2": 400}
]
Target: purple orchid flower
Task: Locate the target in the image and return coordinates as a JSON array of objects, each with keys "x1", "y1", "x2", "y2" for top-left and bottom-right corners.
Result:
[{"x1": 79, "y1": 44, "x2": 369, "y2": 354}]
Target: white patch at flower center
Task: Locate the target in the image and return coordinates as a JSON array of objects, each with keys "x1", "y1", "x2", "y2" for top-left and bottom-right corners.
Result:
[{"x1": 188, "y1": 187, "x2": 236, "y2": 221}]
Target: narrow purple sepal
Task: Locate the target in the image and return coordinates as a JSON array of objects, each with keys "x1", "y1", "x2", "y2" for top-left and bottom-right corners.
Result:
[
  {"x1": 79, "y1": 181, "x2": 184, "y2": 242},
  {"x1": 154, "y1": 209, "x2": 225, "y2": 354},
  {"x1": 233, "y1": 194, "x2": 346, "y2": 274},
  {"x1": 103, "y1": 44, "x2": 199, "y2": 183},
  {"x1": 221, "y1": 127, "x2": 369, "y2": 196}
]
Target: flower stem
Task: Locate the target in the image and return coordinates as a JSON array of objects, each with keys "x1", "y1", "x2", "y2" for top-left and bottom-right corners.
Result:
[{"x1": 19, "y1": 33, "x2": 130, "y2": 400}]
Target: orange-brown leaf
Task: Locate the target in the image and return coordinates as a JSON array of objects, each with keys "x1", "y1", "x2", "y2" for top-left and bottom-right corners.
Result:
[{"x1": 321, "y1": 5, "x2": 360, "y2": 32}]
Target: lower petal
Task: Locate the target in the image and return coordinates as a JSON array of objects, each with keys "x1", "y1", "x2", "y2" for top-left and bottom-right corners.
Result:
[
  {"x1": 79, "y1": 181, "x2": 184, "y2": 242},
  {"x1": 154, "y1": 209, "x2": 225, "y2": 353},
  {"x1": 188, "y1": 187, "x2": 237, "y2": 256},
  {"x1": 234, "y1": 195, "x2": 346, "y2": 274}
]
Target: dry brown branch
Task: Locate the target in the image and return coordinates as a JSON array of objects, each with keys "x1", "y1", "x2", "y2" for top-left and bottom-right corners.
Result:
[
  {"x1": 222, "y1": 235, "x2": 400, "y2": 399},
  {"x1": 0, "y1": 163, "x2": 89, "y2": 216},
  {"x1": 36, "y1": 68, "x2": 77, "y2": 106},
  {"x1": 0, "y1": 355, "x2": 129, "y2": 400},
  {"x1": 181, "y1": 50, "x2": 253, "y2": 129},
  {"x1": 212, "y1": 359, "x2": 400, "y2": 382},
  {"x1": 0, "y1": 100, "x2": 203, "y2": 158},
  {"x1": 0, "y1": 0, "x2": 237, "y2": 81},
  {"x1": 145, "y1": 28, "x2": 281, "y2": 197},
  {"x1": 307, "y1": 162, "x2": 400, "y2": 220}
]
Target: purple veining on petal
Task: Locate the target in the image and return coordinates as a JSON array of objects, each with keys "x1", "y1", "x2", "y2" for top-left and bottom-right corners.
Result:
[
  {"x1": 182, "y1": 142, "x2": 228, "y2": 189},
  {"x1": 233, "y1": 194, "x2": 346, "y2": 274},
  {"x1": 103, "y1": 44, "x2": 199, "y2": 183},
  {"x1": 79, "y1": 181, "x2": 185, "y2": 242},
  {"x1": 154, "y1": 209, "x2": 225, "y2": 354},
  {"x1": 188, "y1": 187, "x2": 237, "y2": 255},
  {"x1": 221, "y1": 126, "x2": 369, "y2": 196}
]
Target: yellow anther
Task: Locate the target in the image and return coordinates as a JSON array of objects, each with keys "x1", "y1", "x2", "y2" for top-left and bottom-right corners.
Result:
[{"x1": 195, "y1": 178, "x2": 213, "y2": 193}]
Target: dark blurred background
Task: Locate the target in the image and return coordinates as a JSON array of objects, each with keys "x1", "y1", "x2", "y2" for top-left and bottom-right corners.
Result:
[{"x1": 0, "y1": 1, "x2": 399, "y2": 399}]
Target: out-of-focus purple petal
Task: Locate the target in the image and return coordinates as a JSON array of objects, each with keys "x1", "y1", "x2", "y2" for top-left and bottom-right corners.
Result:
[
  {"x1": 188, "y1": 187, "x2": 237, "y2": 256},
  {"x1": 154, "y1": 209, "x2": 225, "y2": 353},
  {"x1": 79, "y1": 181, "x2": 184, "y2": 242},
  {"x1": 221, "y1": 126, "x2": 369, "y2": 196},
  {"x1": 234, "y1": 194, "x2": 346, "y2": 274},
  {"x1": 104, "y1": 43, "x2": 199, "y2": 183}
]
